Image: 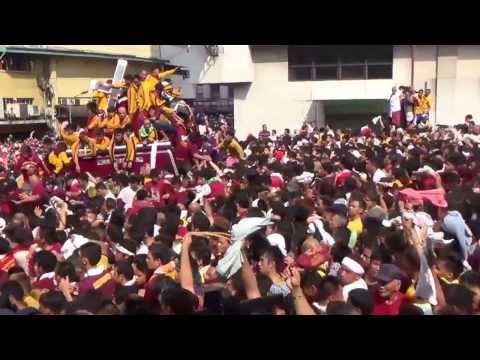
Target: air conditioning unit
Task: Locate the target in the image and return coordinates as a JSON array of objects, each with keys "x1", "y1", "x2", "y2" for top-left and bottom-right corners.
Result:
[
  {"x1": 6, "y1": 103, "x2": 28, "y2": 119},
  {"x1": 28, "y1": 105, "x2": 40, "y2": 117}
]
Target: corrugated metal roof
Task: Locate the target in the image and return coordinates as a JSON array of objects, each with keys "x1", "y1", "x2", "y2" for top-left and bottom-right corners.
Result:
[{"x1": 4, "y1": 45, "x2": 169, "y2": 64}]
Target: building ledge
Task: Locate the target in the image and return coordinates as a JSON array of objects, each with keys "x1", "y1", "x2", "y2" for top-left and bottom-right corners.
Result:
[{"x1": 4, "y1": 45, "x2": 169, "y2": 65}]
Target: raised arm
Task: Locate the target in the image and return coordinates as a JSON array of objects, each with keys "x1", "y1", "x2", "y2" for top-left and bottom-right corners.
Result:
[
  {"x1": 285, "y1": 267, "x2": 316, "y2": 315},
  {"x1": 240, "y1": 244, "x2": 261, "y2": 300},
  {"x1": 179, "y1": 233, "x2": 195, "y2": 294}
]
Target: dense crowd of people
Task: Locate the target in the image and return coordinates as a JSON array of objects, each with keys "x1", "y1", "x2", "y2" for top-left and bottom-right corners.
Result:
[{"x1": 0, "y1": 66, "x2": 479, "y2": 315}]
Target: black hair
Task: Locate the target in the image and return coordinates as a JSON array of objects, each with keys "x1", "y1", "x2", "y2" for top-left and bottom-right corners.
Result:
[
  {"x1": 96, "y1": 182, "x2": 108, "y2": 191},
  {"x1": 77, "y1": 289, "x2": 107, "y2": 314},
  {"x1": 326, "y1": 301, "x2": 361, "y2": 315},
  {"x1": 136, "y1": 189, "x2": 149, "y2": 201},
  {"x1": 39, "y1": 291, "x2": 67, "y2": 315},
  {"x1": 437, "y1": 250, "x2": 464, "y2": 280},
  {"x1": 79, "y1": 242, "x2": 102, "y2": 267},
  {"x1": 317, "y1": 275, "x2": 341, "y2": 303},
  {"x1": 55, "y1": 261, "x2": 79, "y2": 282},
  {"x1": 191, "y1": 212, "x2": 211, "y2": 232},
  {"x1": 0, "y1": 237, "x2": 10, "y2": 254},
  {"x1": 235, "y1": 191, "x2": 250, "y2": 209},
  {"x1": 117, "y1": 173, "x2": 129, "y2": 188},
  {"x1": 443, "y1": 284, "x2": 474, "y2": 314},
  {"x1": 460, "y1": 271, "x2": 480, "y2": 289},
  {"x1": 0, "y1": 280, "x2": 24, "y2": 310},
  {"x1": 34, "y1": 250, "x2": 58, "y2": 273},
  {"x1": 132, "y1": 254, "x2": 149, "y2": 274},
  {"x1": 149, "y1": 243, "x2": 173, "y2": 264},
  {"x1": 116, "y1": 261, "x2": 134, "y2": 281},
  {"x1": 399, "y1": 303, "x2": 424, "y2": 315},
  {"x1": 38, "y1": 226, "x2": 59, "y2": 246},
  {"x1": 331, "y1": 242, "x2": 352, "y2": 263},
  {"x1": 348, "y1": 288, "x2": 374, "y2": 315},
  {"x1": 7, "y1": 266, "x2": 25, "y2": 276},
  {"x1": 300, "y1": 270, "x2": 323, "y2": 290},
  {"x1": 86, "y1": 102, "x2": 97, "y2": 114},
  {"x1": 160, "y1": 287, "x2": 198, "y2": 315}
]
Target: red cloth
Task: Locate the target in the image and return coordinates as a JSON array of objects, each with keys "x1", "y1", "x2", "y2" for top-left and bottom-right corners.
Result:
[
  {"x1": 335, "y1": 170, "x2": 352, "y2": 188},
  {"x1": 177, "y1": 226, "x2": 188, "y2": 237},
  {"x1": 0, "y1": 200, "x2": 12, "y2": 217},
  {"x1": 361, "y1": 126, "x2": 372, "y2": 137},
  {"x1": 15, "y1": 154, "x2": 49, "y2": 177},
  {"x1": 373, "y1": 293, "x2": 405, "y2": 315},
  {"x1": 132, "y1": 111, "x2": 147, "y2": 136},
  {"x1": 207, "y1": 181, "x2": 226, "y2": 200},
  {"x1": 270, "y1": 174, "x2": 284, "y2": 188},
  {"x1": 391, "y1": 111, "x2": 401, "y2": 127},
  {"x1": 146, "y1": 180, "x2": 175, "y2": 207},
  {"x1": 32, "y1": 276, "x2": 56, "y2": 291},
  {"x1": 174, "y1": 141, "x2": 195, "y2": 165},
  {"x1": 127, "y1": 199, "x2": 155, "y2": 218},
  {"x1": 0, "y1": 254, "x2": 16, "y2": 273},
  {"x1": 399, "y1": 188, "x2": 447, "y2": 208}
]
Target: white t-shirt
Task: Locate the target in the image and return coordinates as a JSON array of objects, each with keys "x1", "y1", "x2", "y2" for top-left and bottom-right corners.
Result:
[
  {"x1": 373, "y1": 168, "x2": 387, "y2": 183},
  {"x1": 390, "y1": 92, "x2": 401, "y2": 114},
  {"x1": 117, "y1": 186, "x2": 136, "y2": 210},
  {"x1": 342, "y1": 278, "x2": 368, "y2": 301},
  {"x1": 105, "y1": 191, "x2": 116, "y2": 201}
]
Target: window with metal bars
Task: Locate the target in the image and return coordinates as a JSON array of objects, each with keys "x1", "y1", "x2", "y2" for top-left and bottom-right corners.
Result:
[{"x1": 288, "y1": 46, "x2": 393, "y2": 81}]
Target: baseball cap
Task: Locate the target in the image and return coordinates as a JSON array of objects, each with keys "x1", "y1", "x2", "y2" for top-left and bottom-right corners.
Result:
[{"x1": 375, "y1": 264, "x2": 402, "y2": 284}]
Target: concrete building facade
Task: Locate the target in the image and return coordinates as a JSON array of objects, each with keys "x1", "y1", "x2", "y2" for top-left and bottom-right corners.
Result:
[
  {"x1": 0, "y1": 45, "x2": 172, "y2": 123},
  {"x1": 2, "y1": 45, "x2": 479, "y2": 138},
  {"x1": 159, "y1": 45, "x2": 480, "y2": 139}
]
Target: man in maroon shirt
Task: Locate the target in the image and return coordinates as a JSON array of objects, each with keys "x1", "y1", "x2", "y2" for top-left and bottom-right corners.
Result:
[
  {"x1": 78, "y1": 243, "x2": 115, "y2": 301},
  {"x1": 373, "y1": 263, "x2": 405, "y2": 315},
  {"x1": 32, "y1": 250, "x2": 58, "y2": 291},
  {"x1": 145, "y1": 169, "x2": 176, "y2": 208},
  {"x1": 174, "y1": 136, "x2": 211, "y2": 175},
  {"x1": 258, "y1": 124, "x2": 271, "y2": 142},
  {"x1": 126, "y1": 189, "x2": 155, "y2": 219}
]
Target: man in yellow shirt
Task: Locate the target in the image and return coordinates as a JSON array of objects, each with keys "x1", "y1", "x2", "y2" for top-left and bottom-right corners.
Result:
[
  {"x1": 126, "y1": 74, "x2": 140, "y2": 115},
  {"x1": 347, "y1": 198, "x2": 365, "y2": 249},
  {"x1": 48, "y1": 142, "x2": 71, "y2": 175},
  {"x1": 148, "y1": 67, "x2": 179, "y2": 106},
  {"x1": 117, "y1": 106, "x2": 131, "y2": 129},
  {"x1": 94, "y1": 128, "x2": 111, "y2": 154},
  {"x1": 137, "y1": 67, "x2": 179, "y2": 113},
  {"x1": 93, "y1": 87, "x2": 110, "y2": 113},
  {"x1": 99, "y1": 107, "x2": 120, "y2": 136},
  {"x1": 137, "y1": 70, "x2": 152, "y2": 113},
  {"x1": 414, "y1": 89, "x2": 430, "y2": 126},
  {"x1": 218, "y1": 129, "x2": 245, "y2": 166},
  {"x1": 60, "y1": 121, "x2": 79, "y2": 148},
  {"x1": 72, "y1": 130, "x2": 96, "y2": 173}
]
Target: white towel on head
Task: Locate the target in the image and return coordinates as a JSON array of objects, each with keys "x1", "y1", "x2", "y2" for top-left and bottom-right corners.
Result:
[
  {"x1": 231, "y1": 217, "x2": 273, "y2": 242},
  {"x1": 216, "y1": 240, "x2": 244, "y2": 280},
  {"x1": 267, "y1": 233, "x2": 287, "y2": 256}
]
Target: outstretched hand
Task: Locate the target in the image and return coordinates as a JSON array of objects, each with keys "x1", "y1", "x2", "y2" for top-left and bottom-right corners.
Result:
[{"x1": 284, "y1": 266, "x2": 301, "y2": 290}]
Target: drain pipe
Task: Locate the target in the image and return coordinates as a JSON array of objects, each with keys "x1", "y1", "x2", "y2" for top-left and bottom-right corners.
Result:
[
  {"x1": 411, "y1": 45, "x2": 415, "y2": 86},
  {"x1": 434, "y1": 45, "x2": 439, "y2": 125}
]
